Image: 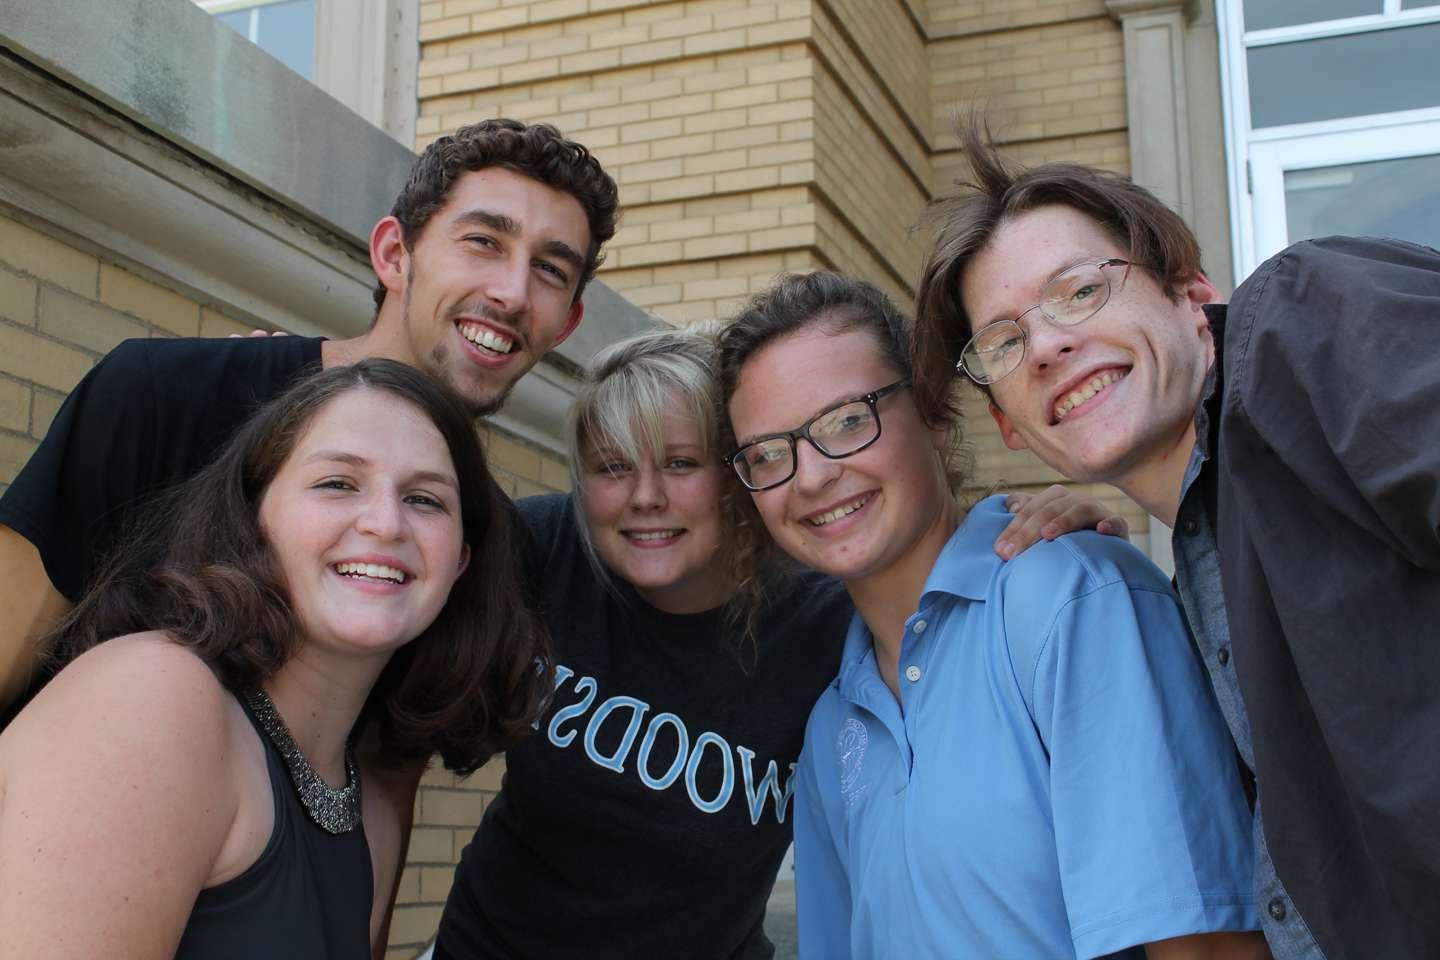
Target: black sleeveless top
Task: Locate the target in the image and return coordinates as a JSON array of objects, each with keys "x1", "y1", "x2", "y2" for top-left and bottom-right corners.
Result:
[{"x1": 174, "y1": 696, "x2": 374, "y2": 959}]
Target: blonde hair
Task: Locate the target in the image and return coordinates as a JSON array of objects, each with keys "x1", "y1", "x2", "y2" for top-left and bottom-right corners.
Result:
[
  {"x1": 568, "y1": 328, "x2": 719, "y2": 491},
  {"x1": 566, "y1": 326, "x2": 772, "y2": 661}
]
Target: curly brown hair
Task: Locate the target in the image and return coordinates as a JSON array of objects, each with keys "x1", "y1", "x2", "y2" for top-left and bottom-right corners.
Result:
[
  {"x1": 913, "y1": 115, "x2": 1204, "y2": 421},
  {"x1": 52, "y1": 359, "x2": 550, "y2": 775},
  {"x1": 374, "y1": 118, "x2": 619, "y2": 310}
]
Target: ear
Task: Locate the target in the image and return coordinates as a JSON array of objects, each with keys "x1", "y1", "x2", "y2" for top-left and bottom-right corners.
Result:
[
  {"x1": 1183, "y1": 271, "x2": 1220, "y2": 311},
  {"x1": 989, "y1": 400, "x2": 1029, "y2": 452},
  {"x1": 929, "y1": 421, "x2": 948, "y2": 453},
  {"x1": 455, "y1": 543, "x2": 472, "y2": 580},
  {"x1": 370, "y1": 216, "x2": 409, "y2": 298},
  {"x1": 552, "y1": 299, "x2": 584, "y2": 348},
  {"x1": 1182, "y1": 271, "x2": 1221, "y2": 364}
]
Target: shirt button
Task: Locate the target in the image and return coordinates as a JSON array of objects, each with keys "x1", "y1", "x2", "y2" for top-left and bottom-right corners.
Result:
[
  {"x1": 1217, "y1": 646, "x2": 1230, "y2": 666},
  {"x1": 905, "y1": 665, "x2": 922, "y2": 682},
  {"x1": 913, "y1": 619, "x2": 927, "y2": 634},
  {"x1": 1182, "y1": 518, "x2": 1199, "y2": 536},
  {"x1": 1268, "y1": 897, "x2": 1287, "y2": 922}
]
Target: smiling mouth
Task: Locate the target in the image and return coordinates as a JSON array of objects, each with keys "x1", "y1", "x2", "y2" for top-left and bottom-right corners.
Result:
[
  {"x1": 332, "y1": 561, "x2": 407, "y2": 584},
  {"x1": 1053, "y1": 369, "x2": 1128, "y2": 423},
  {"x1": 624, "y1": 529, "x2": 684, "y2": 543},
  {"x1": 806, "y1": 493, "x2": 873, "y2": 527},
  {"x1": 458, "y1": 321, "x2": 516, "y2": 357}
]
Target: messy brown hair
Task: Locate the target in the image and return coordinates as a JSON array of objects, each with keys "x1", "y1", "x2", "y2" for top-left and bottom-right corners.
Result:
[
  {"x1": 52, "y1": 359, "x2": 549, "y2": 775},
  {"x1": 913, "y1": 115, "x2": 1204, "y2": 420}
]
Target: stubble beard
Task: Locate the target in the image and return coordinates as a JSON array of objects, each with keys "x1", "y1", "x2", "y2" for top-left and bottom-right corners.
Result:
[
  {"x1": 401, "y1": 265, "x2": 510, "y2": 418},
  {"x1": 427, "y1": 340, "x2": 507, "y2": 418}
]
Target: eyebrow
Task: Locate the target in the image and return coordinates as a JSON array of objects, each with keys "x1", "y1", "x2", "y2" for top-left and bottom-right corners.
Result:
[
  {"x1": 453, "y1": 208, "x2": 586, "y2": 274},
  {"x1": 734, "y1": 390, "x2": 869, "y2": 446},
  {"x1": 978, "y1": 253, "x2": 1101, "y2": 329},
  {"x1": 303, "y1": 451, "x2": 459, "y2": 490}
]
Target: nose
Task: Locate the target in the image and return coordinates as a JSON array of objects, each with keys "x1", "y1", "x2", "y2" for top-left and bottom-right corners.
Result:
[
  {"x1": 356, "y1": 489, "x2": 406, "y2": 541},
  {"x1": 1023, "y1": 313, "x2": 1080, "y2": 374},
  {"x1": 630, "y1": 462, "x2": 668, "y2": 511},
  {"x1": 791, "y1": 438, "x2": 841, "y2": 495},
  {"x1": 483, "y1": 254, "x2": 532, "y2": 317}
]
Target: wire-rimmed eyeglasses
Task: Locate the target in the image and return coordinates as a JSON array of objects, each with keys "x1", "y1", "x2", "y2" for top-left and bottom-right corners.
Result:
[
  {"x1": 725, "y1": 380, "x2": 910, "y2": 492},
  {"x1": 956, "y1": 258, "x2": 1136, "y2": 386}
]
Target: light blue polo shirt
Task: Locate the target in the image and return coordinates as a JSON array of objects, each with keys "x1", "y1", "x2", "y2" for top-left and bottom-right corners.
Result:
[{"x1": 794, "y1": 495, "x2": 1257, "y2": 959}]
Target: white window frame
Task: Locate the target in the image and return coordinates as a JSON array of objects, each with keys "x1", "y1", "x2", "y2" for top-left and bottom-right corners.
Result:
[
  {"x1": 1248, "y1": 115, "x2": 1440, "y2": 261},
  {"x1": 1217, "y1": 0, "x2": 1440, "y2": 275}
]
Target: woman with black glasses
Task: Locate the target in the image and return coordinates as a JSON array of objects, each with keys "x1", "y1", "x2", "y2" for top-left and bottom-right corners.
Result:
[{"x1": 717, "y1": 271, "x2": 1267, "y2": 960}]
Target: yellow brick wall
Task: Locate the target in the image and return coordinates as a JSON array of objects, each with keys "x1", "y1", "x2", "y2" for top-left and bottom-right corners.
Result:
[
  {"x1": 0, "y1": 213, "x2": 257, "y2": 494},
  {"x1": 926, "y1": 0, "x2": 1109, "y2": 36}
]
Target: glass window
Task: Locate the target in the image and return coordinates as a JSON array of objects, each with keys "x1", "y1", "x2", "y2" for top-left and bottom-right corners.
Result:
[
  {"x1": 254, "y1": 0, "x2": 314, "y2": 80},
  {"x1": 1402, "y1": 0, "x2": 1440, "y2": 8},
  {"x1": 215, "y1": 9, "x2": 252, "y2": 37},
  {"x1": 1243, "y1": 0, "x2": 1379, "y2": 32},
  {"x1": 204, "y1": 1, "x2": 314, "y2": 80},
  {"x1": 1248, "y1": 22, "x2": 1440, "y2": 127},
  {"x1": 1284, "y1": 153, "x2": 1440, "y2": 249}
]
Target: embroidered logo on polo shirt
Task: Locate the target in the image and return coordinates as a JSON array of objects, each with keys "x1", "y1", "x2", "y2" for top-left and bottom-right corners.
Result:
[{"x1": 837, "y1": 717, "x2": 869, "y2": 807}]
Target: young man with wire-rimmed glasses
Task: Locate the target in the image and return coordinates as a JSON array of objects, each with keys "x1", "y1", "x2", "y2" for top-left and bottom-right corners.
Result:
[{"x1": 910, "y1": 120, "x2": 1440, "y2": 960}]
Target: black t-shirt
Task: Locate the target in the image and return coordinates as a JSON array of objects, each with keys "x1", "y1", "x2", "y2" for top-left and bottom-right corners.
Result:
[
  {"x1": 0, "y1": 336, "x2": 322, "y2": 721},
  {"x1": 437, "y1": 494, "x2": 852, "y2": 960},
  {"x1": 0, "y1": 335, "x2": 324, "y2": 602}
]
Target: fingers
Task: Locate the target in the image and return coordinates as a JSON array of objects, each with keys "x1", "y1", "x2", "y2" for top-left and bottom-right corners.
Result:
[
  {"x1": 1095, "y1": 515, "x2": 1129, "y2": 538},
  {"x1": 995, "y1": 485, "x2": 1128, "y2": 560},
  {"x1": 996, "y1": 485, "x2": 1070, "y2": 559}
]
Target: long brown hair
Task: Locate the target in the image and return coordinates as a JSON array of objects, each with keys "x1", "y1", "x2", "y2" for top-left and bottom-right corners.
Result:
[{"x1": 52, "y1": 359, "x2": 549, "y2": 775}]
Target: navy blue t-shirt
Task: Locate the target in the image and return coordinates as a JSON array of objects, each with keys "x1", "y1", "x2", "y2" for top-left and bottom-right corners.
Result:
[{"x1": 437, "y1": 494, "x2": 852, "y2": 960}]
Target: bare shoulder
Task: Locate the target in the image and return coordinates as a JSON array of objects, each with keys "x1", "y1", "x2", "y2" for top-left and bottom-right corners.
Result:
[
  {"x1": 0, "y1": 637, "x2": 251, "y2": 954},
  {"x1": 1, "y1": 631, "x2": 236, "y2": 781}
]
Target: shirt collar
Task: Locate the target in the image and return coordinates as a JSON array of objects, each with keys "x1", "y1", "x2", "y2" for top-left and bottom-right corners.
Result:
[
  {"x1": 918, "y1": 495, "x2": 1012, "y2": 604},
  {"x1": 1194, "y1": 303, "x2": 1228, "y2": 462},
  {"x1": 833, "y1": 495, "x2": 1012, "y2": 693}
]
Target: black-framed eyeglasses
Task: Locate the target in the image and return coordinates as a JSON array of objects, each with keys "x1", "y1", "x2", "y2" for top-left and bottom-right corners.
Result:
[
  {"x1": 724, "y1": 380, "x2": 910, "y2": 492},
  {"x1": 956, "y1": 258, "x2": 1136, "y2": 386}
]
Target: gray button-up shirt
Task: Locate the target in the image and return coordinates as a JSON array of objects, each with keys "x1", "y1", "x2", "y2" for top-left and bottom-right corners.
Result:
[{"x1": 1173, "y1": 341, "x2": 1324, "y2": 960}]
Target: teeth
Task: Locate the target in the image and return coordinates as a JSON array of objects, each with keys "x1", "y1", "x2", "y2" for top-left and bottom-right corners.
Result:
[
  {"x1": 1054, "y1": 370, "x2": 1126, "y2": 422},
  {"x1": 808, "y1": 496, "x2": 869, "y2": 527},
  {"x1": 334, "y1": 561, "x2": 406, "y2": 584},
  {"x1": 627, "y1": 530, "x2": 681, "y2": 541},
  {"x1": 460, "y1": 323, "x2": 515, "y2": 355}
]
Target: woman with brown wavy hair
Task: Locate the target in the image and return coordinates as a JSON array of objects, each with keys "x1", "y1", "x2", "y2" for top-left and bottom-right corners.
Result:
[{"x1": 0, "y1": 358, "x2": 546, "y2": 959}]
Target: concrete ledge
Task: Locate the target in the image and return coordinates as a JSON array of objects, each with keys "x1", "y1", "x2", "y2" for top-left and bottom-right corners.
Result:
[
  {"x1": 0, "y1": 52, "x2": 375, "y2": 340},
  {"x1": 1, "y1": 0, "x2": 409, "y2": 244}
]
